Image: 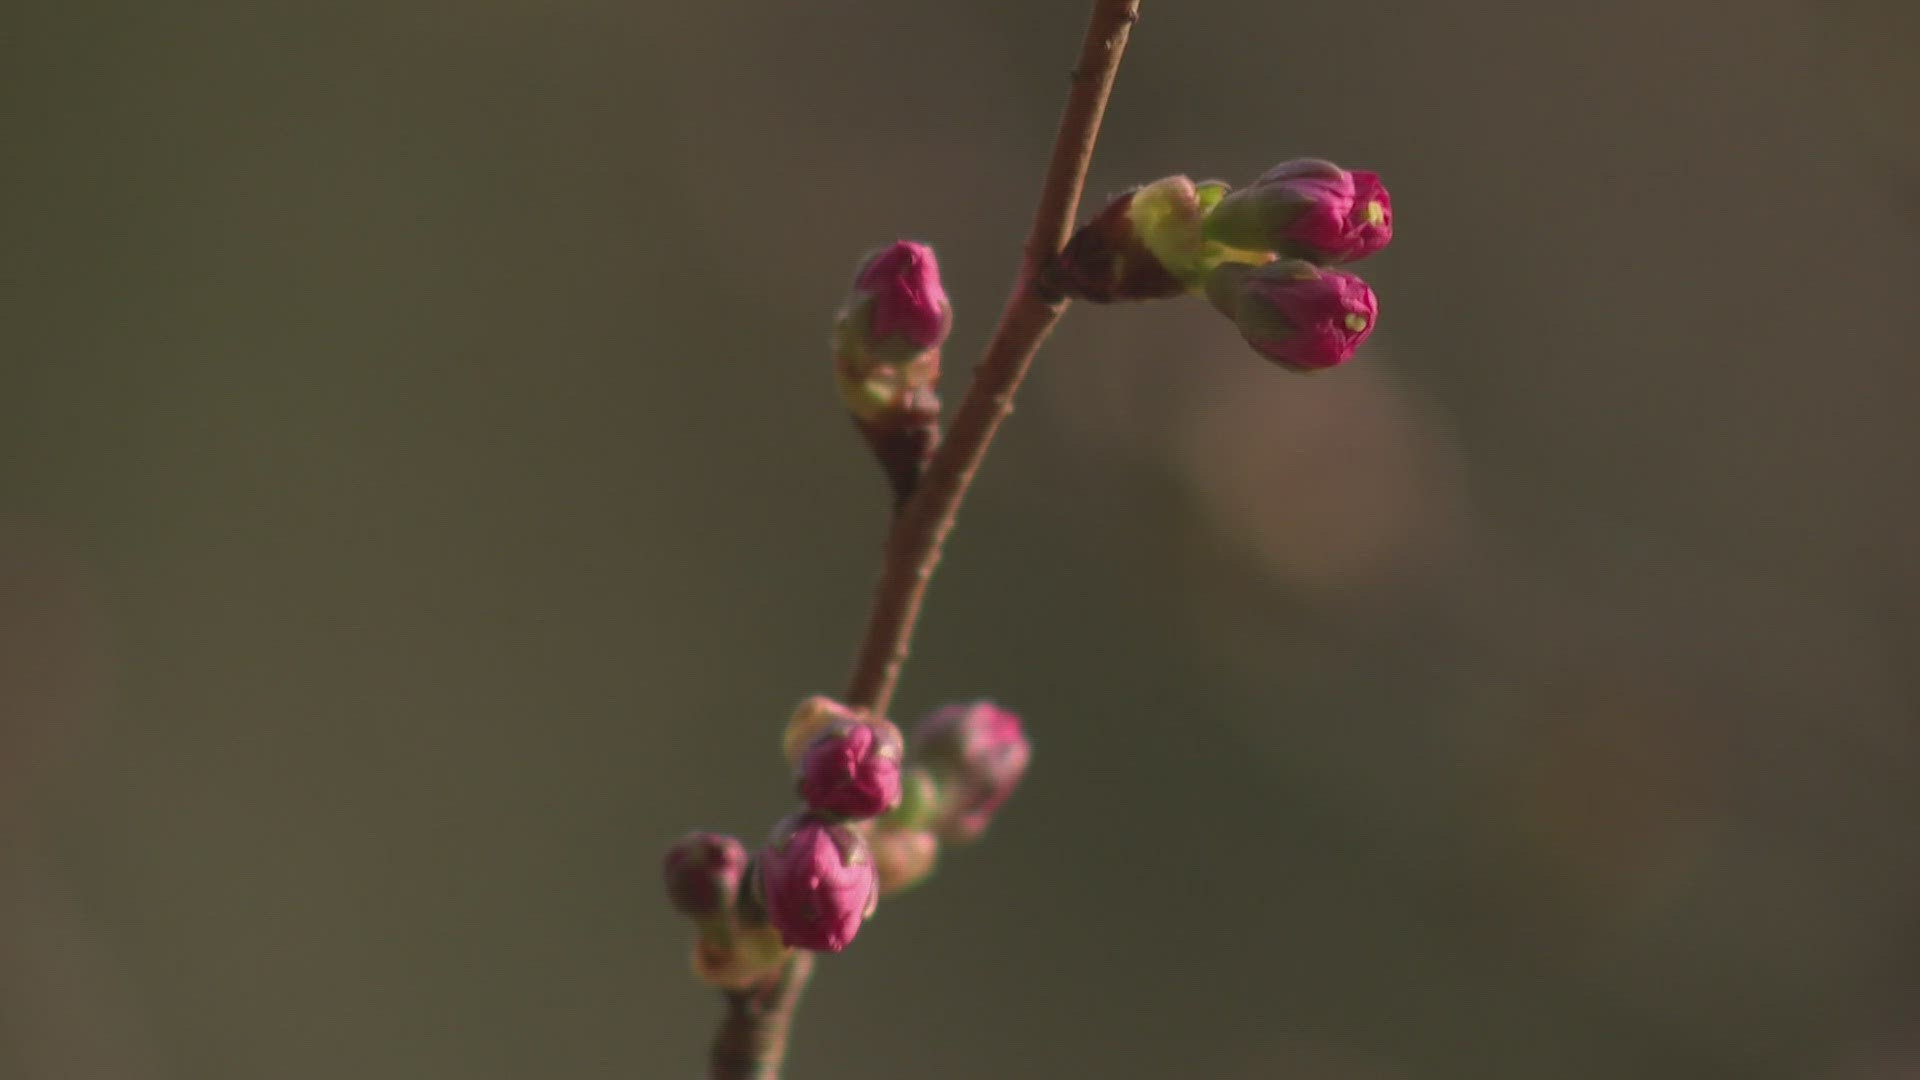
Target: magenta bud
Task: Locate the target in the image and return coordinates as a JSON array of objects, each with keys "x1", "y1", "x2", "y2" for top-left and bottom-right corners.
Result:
[
  {"x1": 1206, "y1": 259, "x2": 1378, "y2": 373},
  {"x1": 797, "y1": 717, "x2": 905, "y2": 819},
  {"x1": 912, "y1": 700, "x2": 1031, "y2": 843},
  {"x1": 1203, "y1": 159, "x2": 1393, "y2": 265},
  {"x1": 852, "y1": 241, "x2": 952, "y2": 360},
  {"x1": 834, "y1": 241, "x2": 952, "y2": 377},
  {"x1": 758, "y1": 812, "x2": 880, "y2": 953},
  {"x1": 663, "y1": 831, "x2": 749, "y2": 922}
]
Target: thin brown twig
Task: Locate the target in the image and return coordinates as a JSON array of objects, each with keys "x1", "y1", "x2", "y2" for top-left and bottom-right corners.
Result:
[
  {"x1": 845, "y1": 0, "x2": 1142, "y2": 719},
  {"x1": 708, "y1": 951, "x2": 813, "y2": 1080},
  {"x1": 707, "y1": 2, "x2": 1140, "y2": 1077}
]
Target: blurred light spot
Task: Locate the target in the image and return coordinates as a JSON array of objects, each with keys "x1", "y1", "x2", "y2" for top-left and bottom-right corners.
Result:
[{"x1": 1169, "y1": 341, "x2": 1470, "y2": 591}]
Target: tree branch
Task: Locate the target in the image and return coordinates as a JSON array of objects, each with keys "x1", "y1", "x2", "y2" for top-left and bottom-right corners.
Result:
[
  {"x1": 707, "y1": 2, "x2": 1141, "y2": 1076},
  {"x1": 844, "y1": 0, "x2": 1141, "y2": 718},
  {"x1": 709, "y1": 952, "x2": 812, "y2": 1080}
]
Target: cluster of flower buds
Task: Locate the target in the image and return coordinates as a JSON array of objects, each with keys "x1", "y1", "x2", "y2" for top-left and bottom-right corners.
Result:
[
  {"x1": 832, "y1": 241, "x2": 952, "y2": 508},
  {"x1": 749, "y1": 697, "x2": 899, "y2": 953},
  {"x1": 1051, "y1": 158, "x2": 1393, "y2": 372},
  {"x1": 666, "y1": 696, "x2": 1031, "y2": 977}
]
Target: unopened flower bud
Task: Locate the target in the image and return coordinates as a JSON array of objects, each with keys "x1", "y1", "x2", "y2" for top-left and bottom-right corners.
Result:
[
  {"x1": 1203, "y1": 159, "x2": 1393, "y2": 265},
  {"x1": 871, "y1": 828, "x2": 940, "y2": 895},
  {"x1": 782, "y1": 695, "x2": 861, "y2": 767},
  {"x1": 663, "y1": 831, "x2": 748, "y2": 923},
  {"x1": 797, "y1": 716, "x2": 904, "y2": 819},
  {"x1": 833, "y1": 242, "x2": 951, "y2": 505},
  {"x1": 1206, "y1": 259, "x2": 1378, "y2": 373},
  {"x1": 837, "y1": 241, "x2": 952, "y2": 367},
  {"x1": 1051, "y1": 176, "x2": 1235, "y2": 302},
  {"x1": 913, "y1": 700, "x2": 1031, "y2": 844},
  {"x1": 758, "y1": 812, "x2": 880, "y2": 953}
]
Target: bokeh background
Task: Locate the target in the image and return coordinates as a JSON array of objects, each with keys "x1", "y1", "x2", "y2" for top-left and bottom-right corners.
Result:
[{"x1": 6, "y1": 1, "x2": 1920, "y2": 1077}]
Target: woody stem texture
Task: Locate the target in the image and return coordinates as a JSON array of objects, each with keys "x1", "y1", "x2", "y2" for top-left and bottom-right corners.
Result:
[
  {"x1": 843, "y1": 0, "x2": 1141, "y2": 719},
  {"x1": 707, "y1": 2, "x2": 1142, "y2": 1076}
]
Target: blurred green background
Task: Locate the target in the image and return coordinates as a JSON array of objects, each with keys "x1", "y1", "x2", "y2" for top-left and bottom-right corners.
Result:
[{"x1": 5, "y1": 1, "x2": 1920, "y2": 1077}]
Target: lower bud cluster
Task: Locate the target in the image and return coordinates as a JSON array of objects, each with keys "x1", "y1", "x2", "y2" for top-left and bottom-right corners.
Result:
[
  {"x1": 1049, "y1": 157, "x2": 1394, "y2": 373},
  {"x1": 665, "y1": 696, "x2": 1030, "y2": 983}
]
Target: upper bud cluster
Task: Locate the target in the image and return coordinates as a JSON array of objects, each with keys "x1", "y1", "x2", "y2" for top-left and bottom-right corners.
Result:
[
  {"x1": 1050, "y1": 158, "x2": 1392, "y2": 373},
  {"x1": 1050, "y1": 175, "x2": 1233, "y2": 302},
  {"x1": 1201, "y1": 159, "x2": 1390, "y2": 372}
]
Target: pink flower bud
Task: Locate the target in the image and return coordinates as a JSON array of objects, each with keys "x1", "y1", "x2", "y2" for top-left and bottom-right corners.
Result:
[
  {"x1": 757, "y1": 813, "x2": 879, "y2": 953},
  {"x1": 662, "y1": 831, "x2": 748, "y2": 922},
  {"x1": 1203, "y1": 159, "x2": 1393, "y2": 265},
  {"x1": 871, "y1": 828, "x2": 940, "y2": 895},
  {"x1": 1206, "y1": 260, "x2": 1378, "y2": 373},
  {"x1": 912, "y1": 700, "x2": 1031, "y2": 843},
  {"x1": 797, "y1": 717, "x2": 904, "y2": 819},
  {"x1": 835, "y1": 241, "x2": 953, "y2": 371},
  {"x1": 857, "y1": 242, "x2": 951, "y2": 352}
]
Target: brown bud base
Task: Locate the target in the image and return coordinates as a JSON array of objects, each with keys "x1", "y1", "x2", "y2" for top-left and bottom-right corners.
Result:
[
  {"x1": 1047, "y1": 190, "x2": 1187, "y2": 303},
  {"x1": 850, "y1": 386, "x2": 941, "y2": 509},
  {"x1": 712, "y1": 952, "x2": 813, "y2": 1080}
]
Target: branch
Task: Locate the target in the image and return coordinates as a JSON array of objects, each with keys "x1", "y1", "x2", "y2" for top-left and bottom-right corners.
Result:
[
  {"x1": 845, "y1": 0, "x2": 1142, "y2": 718},
  {"x1": 707, "y1": 2, "x2": 1140, "y2": 1077},
  {"x1": 709, "y1": 952, "x2": 813, "y2": 1080}
]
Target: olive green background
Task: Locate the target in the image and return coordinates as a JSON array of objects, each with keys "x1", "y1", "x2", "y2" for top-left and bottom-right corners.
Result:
[{"x1": 5, "y1": 1, "x2": 1920, "y2": 1077}]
